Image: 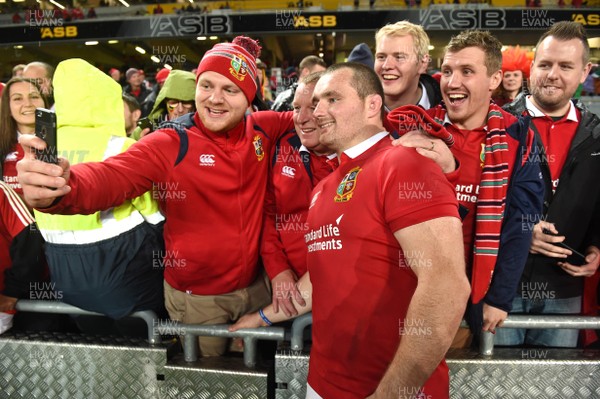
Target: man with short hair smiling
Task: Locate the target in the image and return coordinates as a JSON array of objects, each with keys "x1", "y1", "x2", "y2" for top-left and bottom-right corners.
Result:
[
  {"x1": 375, "y1": 21, "x2": 441, "y2": 137},
  {"x1": 502, "y1": 21, "x2": 600, "y2": 348},
  {"x1": 232, "y1": 62, "x2": 470, "y2": 398},
  {"x1": 261, "y1": 71, "x2": 336, "y2": 317},
  {"x1": 389, "y1": 30, "x2": 543, "y2": 339},
  {"x1": 17, "y1": 37, "x2": 295, "y2": 357}
]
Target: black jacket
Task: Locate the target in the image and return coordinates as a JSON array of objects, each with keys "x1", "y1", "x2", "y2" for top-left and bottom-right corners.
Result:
[
  {"x1": 419, "y1": 73, "x2": 442, "y2": 109},
  {"x1": 505, "y1": 93, "x2": 600, "y2": 298}
]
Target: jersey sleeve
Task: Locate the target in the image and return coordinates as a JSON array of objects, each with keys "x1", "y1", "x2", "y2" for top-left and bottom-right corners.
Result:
[
  {"x1": 43, "y1": 128, "x2": 181, "y2": 215},
  {"x1": 260, "y1": 176, "x2": 292, "y2": 280},
  {"x1": 381, "y1": 147, "x2": 460, "y2": 233},
  {"x1": 0, "y1": 182, "x2": 34, "y2": 237},
  {"x1": 253, "y1": 110, "x2": 295, "y2": 145}
]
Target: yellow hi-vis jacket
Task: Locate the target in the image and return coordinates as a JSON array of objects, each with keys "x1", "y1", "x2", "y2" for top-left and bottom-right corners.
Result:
[{"x1": 34, "y1": 58, "x2": 164, "y2": 243}]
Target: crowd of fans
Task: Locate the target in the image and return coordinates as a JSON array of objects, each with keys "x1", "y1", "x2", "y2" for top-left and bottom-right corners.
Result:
[{"x1": 1, "y1": 16, "x2": 600, "y2": 398}]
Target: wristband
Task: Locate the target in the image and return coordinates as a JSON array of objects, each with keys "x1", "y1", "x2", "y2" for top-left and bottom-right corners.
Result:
[{"x1": 258, "y1": 308, "x2": 272, "y2": 326}]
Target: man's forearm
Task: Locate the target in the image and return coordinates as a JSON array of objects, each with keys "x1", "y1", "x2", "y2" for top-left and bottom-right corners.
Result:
[
  {"x1": 261, "y1": 271, "x2": 313, "y2": 324},
  {"x1": 374, "y1": 274, "x2": 469, "y2": 397}
]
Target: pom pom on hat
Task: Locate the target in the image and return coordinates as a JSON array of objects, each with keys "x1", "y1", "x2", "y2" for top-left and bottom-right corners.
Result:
[
  {"x1": 196, "y1": 36, "x2": 261, "y2": 104},
  {"x1": 232, "y1": 36, "x2": 261, "y2": 59}
]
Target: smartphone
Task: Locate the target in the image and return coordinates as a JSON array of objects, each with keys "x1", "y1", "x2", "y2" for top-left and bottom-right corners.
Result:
[
  {"x1": 542, "y1": 228, "x2": 587, "y2": 266},
  {"x1": 35, "y1": 108, "x2": 57, "y2": 164},
  {"x1": 136, "y1": 117, "x2": 154, "y2": 132}
]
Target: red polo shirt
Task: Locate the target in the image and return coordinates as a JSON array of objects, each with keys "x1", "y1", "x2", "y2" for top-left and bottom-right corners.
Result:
[
  {"x1": 306, "y1": 133, "x2": 459, "y2": 399},
  {"x1": 526, "y1": 97, "x2": 579, "y2": 192}
]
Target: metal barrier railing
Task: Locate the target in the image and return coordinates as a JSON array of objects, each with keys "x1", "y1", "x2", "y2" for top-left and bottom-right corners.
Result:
[
  {"x1": 158, "y1": 322, "x2": 285, "y2": 368},
  {"x1": 479, "y1": 315, "x2": 600, "y2": 356},
  {"x1": 15, "y1": 300, "x2": 162, "y2": 344},
  {"x1": 16, "y1": 301, "x2": 600, "y2": 367},
  {"x1": 290, "y1": 313, "x2": 312, "y2": 351},
  {"x1": 286, "y1": 312, "x2": 600, "y2": 358},
  {"x1": 12, "y1": 300, "x2": 285, "y2": 368}
]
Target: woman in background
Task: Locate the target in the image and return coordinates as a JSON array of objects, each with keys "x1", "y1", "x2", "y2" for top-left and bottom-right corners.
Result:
[
  {"x1": 493, "y1": 46, "x2": 532, "y2": 107},
  {"x1": 0, "y1": 78, "x2": 47, "y2": 196}
]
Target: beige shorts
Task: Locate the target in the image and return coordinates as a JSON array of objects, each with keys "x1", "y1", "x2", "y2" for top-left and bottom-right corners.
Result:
[{"x1": 164, "y1": 274, "x2": 271, "y2": 356}]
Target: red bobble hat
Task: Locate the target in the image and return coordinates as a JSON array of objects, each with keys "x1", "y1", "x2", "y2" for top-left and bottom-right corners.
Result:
[{"x1": 196, "y1": 36, "x2": 261, "y2": 104}]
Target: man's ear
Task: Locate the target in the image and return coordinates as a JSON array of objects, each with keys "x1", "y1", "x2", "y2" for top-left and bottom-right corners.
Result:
[
  {"x1": 133, "y1": 109, "x2": 142, "y2": 121},
  {"x1": 580, "y1": 62, "x2": 593, "y2": 84},
  {"x1": 489, "y1": 69, "x2": 502, "y2": 92},
  {"x1": 366, "y1": 94, "x2": 383, "y2": 119},
  {"x1": 418, "y1": 54, "x2": 430, "y2": 75}
]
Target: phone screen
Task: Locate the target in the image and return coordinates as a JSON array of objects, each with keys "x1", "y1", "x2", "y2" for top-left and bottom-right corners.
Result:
[
  {"x1": 35, "y1": 108, "x2": 58, "y2": 164},
  {"x1": 542, "y1": 228, "x2": 587, "y2": 266}
]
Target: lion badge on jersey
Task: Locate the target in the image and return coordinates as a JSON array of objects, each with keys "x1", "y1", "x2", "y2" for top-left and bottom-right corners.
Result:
[
  {"x1": 334, "y1": 166, "x2": 362, "y2": 202},
  {"x1": 253, "y1": 135, "x2": 265, "y2": 161}
]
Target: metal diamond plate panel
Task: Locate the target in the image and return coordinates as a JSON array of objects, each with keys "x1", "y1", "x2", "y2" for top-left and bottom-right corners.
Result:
[
  {"x1": 0, "y1": 331, "x2": 168, "y2": 399},
  {"x1": 275, "y1": 349, "x2": 309, "y2": 399},
  {"x1": 447, "y1": 348, "x2": 600, "y2": 399},
  {"x1": 162, "y1": 356, "x2": 269, "y2": 399},
  {"x1": 275, "y1": 347, "x2": 600, "y2": 399}
]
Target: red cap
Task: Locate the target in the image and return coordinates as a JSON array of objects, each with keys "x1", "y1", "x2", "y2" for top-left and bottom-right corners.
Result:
[
  {"x1": 196, "y1": 36, "x2": 261, "y2": 104},
  {"x1": 155, "y1": 68, "x2": 170, "y2": 84}
]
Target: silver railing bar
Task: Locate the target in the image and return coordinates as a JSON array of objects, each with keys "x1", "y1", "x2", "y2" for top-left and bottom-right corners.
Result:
[
  {"x1": 160, "y1": 323, "x2": 285, "y2": 368},
  {"x1": 290, "y1": 313, "x2": 313, "y2": 351},
  {"x1": 479, "y1": 315, "x2": 600, "y2": 355},
  {"x1": 15, "y1": 300, "x2": 162, "y2": 344}
]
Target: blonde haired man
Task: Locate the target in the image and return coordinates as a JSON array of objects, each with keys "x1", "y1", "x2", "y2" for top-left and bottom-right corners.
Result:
[{"x1": 375, "y1": 21, "x2": 441, "y2": 136}]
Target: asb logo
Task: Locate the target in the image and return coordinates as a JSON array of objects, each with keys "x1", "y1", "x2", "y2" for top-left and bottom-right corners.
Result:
[
  {"x1": 199, "y1": 154, "x2": 215, "y2": 166},
  {"x1": 282, "y1": 166, "x2": 296, "y2": 178}
]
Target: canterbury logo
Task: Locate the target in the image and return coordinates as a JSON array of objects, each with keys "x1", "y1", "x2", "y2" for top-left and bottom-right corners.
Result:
[
  {"x1": 282, "y1": 166, "x2": 296, "y2": 178},
  {"x1": 199, "y1": 154, "x2": 215, "y2": 166}
]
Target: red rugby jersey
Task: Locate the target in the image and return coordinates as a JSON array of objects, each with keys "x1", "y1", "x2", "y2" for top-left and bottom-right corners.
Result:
[{"x1": 306, "y1": 134, "x2": 459, "y2": 399}]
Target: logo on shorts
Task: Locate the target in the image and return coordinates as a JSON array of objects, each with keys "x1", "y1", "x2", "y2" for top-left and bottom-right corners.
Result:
[
  {"x1": 253, "y1": 135, "x2": 265, "y2": 161},
  {"x1": 199, "y1": 154, "x2": 215, "y2": 166},
  {"x1": 334, "y1": 166, "x2": 361, "y2": 202},
  {"x1": 282, "y1": 166, "x2": 296, "y2": 178}
]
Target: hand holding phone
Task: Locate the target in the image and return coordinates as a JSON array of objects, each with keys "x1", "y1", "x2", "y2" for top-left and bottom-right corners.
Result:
[
  {"x1": 136, "y1": 117, "x2": 154, "y2": 132},
  {"x1": 542, "y1": 228, "x2": 587, "y2": 266},
  {"x1": 35, "y1": 108, "x2": 57, "y2": 164}
]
